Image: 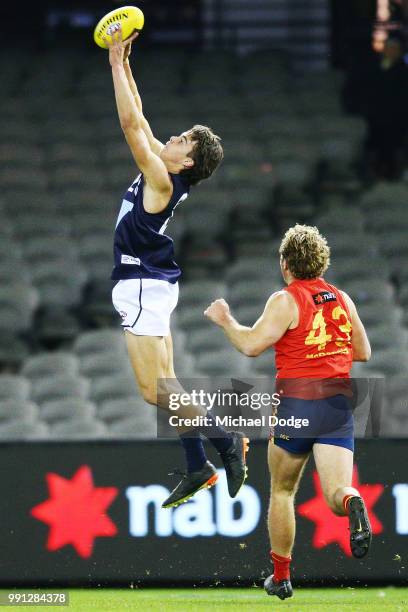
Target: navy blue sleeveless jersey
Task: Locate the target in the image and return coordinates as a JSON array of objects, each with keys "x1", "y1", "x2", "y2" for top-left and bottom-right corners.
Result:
[{"x1": 111, "y1": 172, "x2": 189, "y2": 284}]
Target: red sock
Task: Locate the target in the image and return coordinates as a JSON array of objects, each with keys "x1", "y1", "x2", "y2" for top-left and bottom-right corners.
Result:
[
  {"x1": 343, "y1": 494, "x2": 355, "y2": 514},
  {"x1": 270, "y1": 551, "x2": 291, "y2": 583}
]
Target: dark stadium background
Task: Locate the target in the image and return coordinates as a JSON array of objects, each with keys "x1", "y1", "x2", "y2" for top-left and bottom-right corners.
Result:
[{"x1": 0, "y1": 0, "x2": 407, "y2": 589}]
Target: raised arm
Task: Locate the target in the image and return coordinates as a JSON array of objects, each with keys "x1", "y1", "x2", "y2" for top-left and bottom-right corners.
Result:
[
  {"x1": 123, "y1": 41, "x2": 164, "y2": 156},
  {"x1": 106, "y1": 27, "x2": 171, "y2": 202},
  {"x1": 204, "y1": 292, "x2": 296, "y2": 357}
]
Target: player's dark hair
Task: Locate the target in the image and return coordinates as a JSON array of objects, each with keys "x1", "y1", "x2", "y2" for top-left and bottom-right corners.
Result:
[
  {"x1": 180, "y1": 125, "x2": 224, "y2": 186},
  {"x1": 279, "y1": 224, "x2": 331, "y2": 279}
]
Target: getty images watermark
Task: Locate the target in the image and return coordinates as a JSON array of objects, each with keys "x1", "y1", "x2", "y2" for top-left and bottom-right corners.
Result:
[
  {"x1": 167, "y1": 389, "x2": 310, "y2": 430},
  {"x1": 156, "y1": 377, "x2": 388, "y2": 440}
]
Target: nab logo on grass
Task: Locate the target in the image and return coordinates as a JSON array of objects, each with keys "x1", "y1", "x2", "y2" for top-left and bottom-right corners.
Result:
[
  {"x1": 297, "y1": 466, "x2": 384, "y2": 556},
  {"x1": 31, "y1": 465, "x2": 119, "y2": 559}
]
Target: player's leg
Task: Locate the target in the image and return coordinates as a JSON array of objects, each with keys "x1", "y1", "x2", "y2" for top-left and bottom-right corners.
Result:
[
  {"x1": 313, "y1": 443, "x2": 357, "y2": 515},
  {"x1": 125, "y1": 331, "x2": 218, "y2": 507},
  {"x1": 162, "y1": 332, "x2": 249, "y2": 503},
  {"x1": 125, "y1": 330, "x2": 205, "y2": 420},
  {"x1": 313, "y1": 442, "x2": 372, "y2": 558},
  {"x1": 163, "y1": 333, "x2": 208, "y2": 471},
  {"x1": 125, "y1": 331, "x2": 169, "y2": 405},
  {"x1": 264, "y1": 442, "x2": 309, "y2": 600},
  {"x1": 115, "y1": 280, "x2": 248, "y2": 503},
  {"x1": 268, "y1": 443, "x2": 309, "y2": 555}
]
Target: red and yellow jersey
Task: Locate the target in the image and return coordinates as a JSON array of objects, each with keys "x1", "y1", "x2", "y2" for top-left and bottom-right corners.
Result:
[{"x1": 275, "y1": 278, "x2": 353, "y2": 386}]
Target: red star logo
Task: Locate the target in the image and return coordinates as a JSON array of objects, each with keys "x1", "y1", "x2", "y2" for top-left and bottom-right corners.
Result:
[
  {"x1": 31, "y1": 465, "x2": 119, "y2": 558},
  {"x1": 297, "y1": 466, "x2": 384, "y2": 556}
]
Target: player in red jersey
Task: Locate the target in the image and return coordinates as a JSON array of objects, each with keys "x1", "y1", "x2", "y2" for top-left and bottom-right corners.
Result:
[{"x1": 205, "y1": 224, "x2": 372, "y2": 600}]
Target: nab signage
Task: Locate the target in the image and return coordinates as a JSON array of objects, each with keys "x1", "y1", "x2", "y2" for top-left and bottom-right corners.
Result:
[
  {"x1": 126, "y1": 470, "x2": 261, "y2": 538},
  {"x1": 0, "y1": 440, "x2": 406, "y2": 585}
]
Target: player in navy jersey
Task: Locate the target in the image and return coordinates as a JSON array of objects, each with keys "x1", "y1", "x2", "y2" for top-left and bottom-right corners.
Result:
[{"x1": 105, "y1": 28, "x2": 249, "y2": 508}]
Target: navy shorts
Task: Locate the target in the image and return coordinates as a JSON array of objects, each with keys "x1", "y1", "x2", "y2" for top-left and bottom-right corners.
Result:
[{"x1": 272, "y1": 394, "x2": 354, "y2": 455}]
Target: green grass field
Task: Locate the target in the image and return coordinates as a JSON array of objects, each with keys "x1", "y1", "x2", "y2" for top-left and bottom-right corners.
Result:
[{"x1": 1, "y1": 588, "x2": 407, "y2": 611}]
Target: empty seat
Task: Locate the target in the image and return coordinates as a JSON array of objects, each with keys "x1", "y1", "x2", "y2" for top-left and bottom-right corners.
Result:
[
  {"x1": 23, "y1": 237, "x2": 78, "y2": 264},
  {"x1": 108, "y1": 415, "x2": 157, "y2": 439},
  {"x1": 0, "y1": 283, "x2": 39, "y2": 312},
  {"x1": 0, "y1": 400, "x2": 39, "y2": 423},
  {"x1": 80, "y1": 280, "x2": 118, "y2": 328},
  {"x1": 186, "y1": 327, "x2": 228, "y2": 353},
  {"x1": 0, "y1": 168, "x2": 48, "y2": 190},
  {"x1": 99, "y1": 396, "x2": 154, "y2": 423},
  {"x1": 0, "y1": 260, "x2": 31, "y2": 284},
  {"x1": 34, "y1": 308, "x2": 82, "y2": 349},
  {"x1": 358, "y1": 303, "x2": 401, "y2": 328},
  {"x1": 22, "y1": 352, "x2": 80, "y2": 380},
  {"x1": 5, "y1": 192, "x2": 57, "y2": 218},
  {"x1": 360, "y1": 183, "x2": 408, "y2": 210},
  {"x1": 0, "y1": 283, "x2": 39, "y2": 333},
  {"x1": 0, "y1": 333, "x2": 30, "y2": 370},
  {"x1": 228, "y1": 280, "x2": 279, "y2": 308},
  {"x1": 13, "y1": 215, "x2": 71, "y2": 241},
  {"x1": 367, "y1": 325, "x2": 407, "y2": 351},
  {"x1": 71, "y1": 213, "x2": 115, "y2": 239},
  {"x1": 49, "y1": 418, "x2": 108, "y2": 440},
  {"x1": 48, "y1": 143, "x2": 98, "y2": 165},
  {"x1": 0, "y1": 420, "x2": 49, "y2": 440},
  {"x1": 344, "y1": 279, "x2": 395, "y2": 305},
  {"x1": 250, "y1": 350, "x2": 276, "y2": 376},
  {"x1": 230, "y1": 304, "x2": 264, "y2": 327},
  {"x1": 179, "y1": 281, "x2": 227, "y2": 308},
  {"x1": 31, "y1": 375, "x2": 90, "y2": 405},
  {"x1": 385, "y1": 376, "x2": 408, "y2": 402},
  {"x1": 40, "y1": 398, "x2": 97, "y2": 424},
  {"x1": 183, "y1": 207, "x2": 228, "y2": 239},
  {"x1": 316, "y1": 207, "x2": 365, "y2": 234},
  {"x1": 99, "y1": 396, "x2": 138, "y2": 422},
  {"x1": 80, "y1": 353, "x2": 130, "y2": 379},
  {"x1": 73, "y1": 329, "x2": 125, "y2": 357},
  {"x1": 226, "y1": 258, "x2": 280, "y2": 285},
  {"x1": 366, "y1": 348, "x2": 408, "y2": 376},
  {"x1": 31, "y1": 262, "x2": 88, "y2": 308},
  {"x1": 333, "y1": 256, "x2": 390, "y2": 282},
  {"x1": 195, "y1": 349, "x2": 250, "y2": 376},
  {"x1": 0, "y1": 375, "x2": 30, "y2": 401},
  {"x1": 176, "y1": 309, "x2": 210, "y2": 333},
  {"x1": 90, "y1": 374, "x2": 137, "y2": 404},
  {"x1": 172, "y1": 350, "x2": 200, "y2": 377},
  {"x1": 52, "y1": 166, "x2": 104, "y2": 190},
  {"x1": 381, "y1": 414, "x2": 408, "y2": 438},
  {"x1": 79, "y1": 251, "x2": 113, "y2": 281}
]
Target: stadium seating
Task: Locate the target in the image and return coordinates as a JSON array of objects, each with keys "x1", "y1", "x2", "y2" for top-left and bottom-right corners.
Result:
[{"x1": 0, "y1": 45, "x2": 406, "y2": 440}]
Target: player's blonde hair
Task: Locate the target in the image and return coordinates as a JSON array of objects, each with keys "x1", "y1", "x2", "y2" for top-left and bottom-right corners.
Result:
[{"x1": 279, "y1": 224, "x2": 331, "y2": 279}]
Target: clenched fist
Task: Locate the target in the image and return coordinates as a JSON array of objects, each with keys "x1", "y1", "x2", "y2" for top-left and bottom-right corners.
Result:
[{"x1": 204, "y1": 299, "x2": 231, "y2": 327}]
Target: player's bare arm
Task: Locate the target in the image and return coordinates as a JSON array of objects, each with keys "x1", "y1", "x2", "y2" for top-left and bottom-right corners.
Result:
[
  {"x1": 204, "y1": 292, "x2": 297, "y2": 357},
  {"x1": 340, "y1": 291, "x2": 371, "y2": 362},
  {"x1": 106, "y1": 26, "x2": 173, "y2": 213},
  {"x1": 123, "y1": 39, "x2": 164, "y2": 156}
]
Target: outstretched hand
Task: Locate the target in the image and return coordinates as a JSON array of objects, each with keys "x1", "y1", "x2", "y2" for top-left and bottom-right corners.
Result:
[
  {"x1": 123, "y1": 35, "x2": 137, "y2": 63},
  {"x1": 103, "y1": 24, "x2": 139, "y2": 67}
]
